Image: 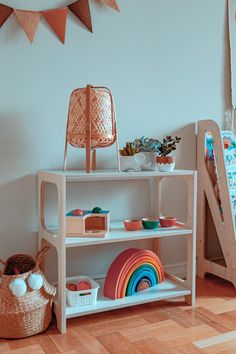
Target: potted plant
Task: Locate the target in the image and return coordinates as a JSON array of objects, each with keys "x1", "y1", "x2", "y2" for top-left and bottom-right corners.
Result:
[
  {"x1": 133, "y1": 137, "x2": 161, "y2": 171},
  {"x1": 156, "y1": 136, "x2": 181, "y2": 172},
  {"x1": 119, "y1": 142, "x2": 142, "y2": 172}
]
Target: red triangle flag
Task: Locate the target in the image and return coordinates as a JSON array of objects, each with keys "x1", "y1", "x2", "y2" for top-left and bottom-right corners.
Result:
[
  {"x1": 43, "y1": 8, "x2": 68, "y2": 44},
  {"x1": 14, "y1": 10, "x2": 41, "y2": 43},
  {"x1": 69, "y1": 0, "x2": 92, "y2": 33},
  {"x1": 0, "y1": 4, "x2": 13, "y2": 27},
  {"x1": 99, "y1": 0, "x2": 120, "y2": 12}
]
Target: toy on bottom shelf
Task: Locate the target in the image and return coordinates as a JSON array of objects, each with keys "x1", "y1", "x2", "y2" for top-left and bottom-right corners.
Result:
[
  {"x1": 66, "y1": 207, "x2": 110, "y2": 238},
  {"x1": 66, "y1": 276, "x2": 99, "y2": 307},
  {"x1": 104, "y1": 248, "x2": 164, "y2": 299}
]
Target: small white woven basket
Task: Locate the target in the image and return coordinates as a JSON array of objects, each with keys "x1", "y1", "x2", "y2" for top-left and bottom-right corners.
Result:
[{"x1": 66, "y1": 276, "x2": 100, "y2": 307}]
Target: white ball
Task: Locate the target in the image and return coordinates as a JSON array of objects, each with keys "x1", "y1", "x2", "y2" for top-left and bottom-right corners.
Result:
[
  {"x1": 28, "y1": 273, "x2": 43, "y2": 290},
  {"x1": 9, "y1": 279, "x2": 27, "y2": 297}
]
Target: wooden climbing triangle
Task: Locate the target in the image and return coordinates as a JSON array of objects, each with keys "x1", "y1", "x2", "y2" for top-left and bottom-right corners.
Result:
[{"x1": 197, "y1": 119, "x2": 236, "y2": 289}]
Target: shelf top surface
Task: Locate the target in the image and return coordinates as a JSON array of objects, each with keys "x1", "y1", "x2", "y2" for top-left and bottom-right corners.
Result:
[{"x1": 40, "y1": 169, "x2": 195, "y2": 181}]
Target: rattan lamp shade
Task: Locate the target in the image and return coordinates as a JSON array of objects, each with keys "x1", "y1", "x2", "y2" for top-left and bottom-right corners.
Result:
[{"x1": 63, "y1": 85, "x2": 120, "y2": 173}]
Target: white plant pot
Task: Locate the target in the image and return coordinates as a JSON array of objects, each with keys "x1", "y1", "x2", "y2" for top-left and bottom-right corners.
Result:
[
  {"x1": 156, "y1": 156, "x2": 176, "y2": 172},
  {"x1": 120, "y1": 155, "x2": 142, "y2": 172},
  {"x1": 138, "y1": 151, "x2": 158, "y2": 171},
  {"x1": 157, "y1": 162, "x2": 175, "y2": 172}
]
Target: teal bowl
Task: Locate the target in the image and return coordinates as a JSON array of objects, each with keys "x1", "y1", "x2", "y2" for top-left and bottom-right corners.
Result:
[{"x1": 142, "y1": 218, "x2": 159, "y2": 229}]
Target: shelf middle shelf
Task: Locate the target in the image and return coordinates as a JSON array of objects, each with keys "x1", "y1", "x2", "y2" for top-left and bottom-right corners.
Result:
[{"x1": 43, "y1": 221, "x2": 193, "y2": 248}]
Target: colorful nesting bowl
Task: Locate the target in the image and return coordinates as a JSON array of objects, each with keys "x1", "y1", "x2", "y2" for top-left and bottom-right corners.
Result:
[
  {"x1": 142, "y1": 218, "x2": 159, "y2": 229},
  {"x1": 159, "y1": 216, "x2": 177, "y2": 227},
  {"x1": 124, "y1": 219, "x2": 142, "y2": 231}
]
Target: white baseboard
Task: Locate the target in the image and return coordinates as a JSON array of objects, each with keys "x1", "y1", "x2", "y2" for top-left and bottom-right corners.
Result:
[{"x1": 164, "y1": 261, "x2": 187, "y2": 278}]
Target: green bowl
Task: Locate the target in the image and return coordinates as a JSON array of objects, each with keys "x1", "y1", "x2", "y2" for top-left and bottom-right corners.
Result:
[{"x1": 142, "y1": 218, "x2": 159, "y2": 229}]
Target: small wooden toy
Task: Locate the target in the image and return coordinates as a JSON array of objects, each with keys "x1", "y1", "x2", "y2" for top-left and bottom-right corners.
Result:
[
  {"x1": 142, "y1": 218, "x2": 159, "y2": 229},
  {"x1": 91, "y1": 207, "x2": 102, "y2": 214},
  {"x1": 159, "y1": 216, "x2": 177, "y2": 227},
  {"x1": 72, "y1": 209, "x2": 83, "y2": 216},
  {"x1": 66, "y1": 284, "x2": 77, "y2": 291},
  {"x1": 104, "y1": 248, "x2": 164, "y2": 300},
  {"x1": 66, "y1": 208, "x2": 110, "y2": 238},
  {"x1": 77, "y1": 280, "x2": 91, "y2": 291},
  {"x1": 124, "y1": 219, "x2": 142, "y2": 231}
]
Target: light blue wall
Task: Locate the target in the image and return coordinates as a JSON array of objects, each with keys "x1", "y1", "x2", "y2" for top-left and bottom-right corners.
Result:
[{"x1": 0, "y1": 0, "x2": 229, "y2": 269}]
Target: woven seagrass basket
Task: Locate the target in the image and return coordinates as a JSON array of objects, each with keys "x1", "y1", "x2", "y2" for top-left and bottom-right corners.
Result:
[
  {"x1": 63, "y1": 85, "x2": 120, "y2": 173},
  {"x1": 0, "y1": 247, "x2": 56, "y2": 339}
]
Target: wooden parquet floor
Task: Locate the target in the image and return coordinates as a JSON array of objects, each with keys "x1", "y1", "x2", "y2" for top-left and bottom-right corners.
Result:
[{"x1": 2, "y1": 275, "x2": 236, "y2": 354}]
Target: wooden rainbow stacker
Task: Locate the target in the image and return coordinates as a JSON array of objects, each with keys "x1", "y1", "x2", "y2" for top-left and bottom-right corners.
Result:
[{"x1": 66, "y1": 209, "x2": 110, "y2": 238}]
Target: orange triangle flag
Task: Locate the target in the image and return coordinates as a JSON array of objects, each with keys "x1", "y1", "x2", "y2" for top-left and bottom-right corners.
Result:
[
  {"x1": 99, "y1": 0, "x2": 120, "y2": 12},
  {"x1": 43, "y1": 8, "x2": 68, "y2": 44},
  {"x1": 0, "y1": 4, "x2": 13, "y2": 27},
  {"x1": 14, "y1": 10, "x2": 41, "y2": 43},
  {"x1": 69, "y1": 0, "x2": 92, "y2": 33}
]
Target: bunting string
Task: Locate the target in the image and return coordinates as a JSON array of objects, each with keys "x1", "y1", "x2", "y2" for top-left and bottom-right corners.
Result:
[{"x1": 0, "y1": 0, "x2": 119, "y2": 44}]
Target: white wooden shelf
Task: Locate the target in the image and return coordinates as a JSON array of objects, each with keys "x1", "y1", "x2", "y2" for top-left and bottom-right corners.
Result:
[
  {"x1": 44, "y1": 221, "x2": 192, "y2": 248},
  {"x1": 38, "y1": 169, "x2": 197, "y2": 334},
  {"x1": 54, "y1": 277, "x2": 191, "y2": 319}
]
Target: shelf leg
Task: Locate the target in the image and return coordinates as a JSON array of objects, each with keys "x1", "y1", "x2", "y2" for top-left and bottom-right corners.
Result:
[
  {"x1": 55, "y1": 247, "x2": 67, "y2": 333},
  {"x1": 55, "y1": 174, "x2": 67, "y2": 333},
  {"x1": 184, "y1": 234, "x2": 196, "y2": 306},
  {"x1": 152, "y1": 177, "x2": 162, "y2": 255},
  {"x1": 185, "y1": 173, "x2": 197, "y2": 306}
]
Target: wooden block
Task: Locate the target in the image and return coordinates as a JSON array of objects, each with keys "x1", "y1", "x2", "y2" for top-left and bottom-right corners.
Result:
[{"x1": 66, "y1": 212, "x2": 110, "y2": 238}]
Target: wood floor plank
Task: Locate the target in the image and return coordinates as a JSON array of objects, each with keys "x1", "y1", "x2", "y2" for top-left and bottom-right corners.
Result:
[
  {"x1": 97, "y1": 332, "x2": 142, "y2": 354},
  {"x1": 5, "y1": 344, "x2": 45, "y2": 354},
  {"x1": 120, "y1": 319, "x2": 184, "y2": 342},
  {"x1": 174, "y1": 343, "x2": 203, "y2": 353},
  {"x1": 134, "y1": 337, "x2": 180, "y2": 354},
  {"x1": 9, "y1": 336, "x2": 59, "y2": 354},
  {"x1": 69, "y1": 315, "x2": 148, "y2": 337},
  {"x1": 194, "y1": 331, "x2": 236, "y2": 350},
  {"x1": 158, "y1": 324, "x2": 219, "y2": 346},
  {"x1": 161, "y1": 306, "x2": 203, "y2": 328},
  {"x1": 200, "y1": 339, "x2": 236, "y2": 353},
  {"x1": 49, "y1": 332, "x2": 82, "y2": 353},
  {"x1": 69, "y1": 329, "x2": 109, "y2": 354},
  {"x1": 185, "y1": 307, "x2": 236, "y2": 333}
]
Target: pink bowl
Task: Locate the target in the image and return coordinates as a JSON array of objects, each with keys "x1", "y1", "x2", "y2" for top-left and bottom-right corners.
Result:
[
  {"x1": 159, "y1": 216, "x2": 177, "y2": 227},
  {"x1": 124, "y1": 219, "x2": 142, "y2": 231}
]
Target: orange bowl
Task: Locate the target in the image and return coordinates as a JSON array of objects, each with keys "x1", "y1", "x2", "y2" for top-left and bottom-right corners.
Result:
[
  {"x1": 159, "y1": 216, "x2": 177, "y2": 227},
  {"x1": 124, "y1": 219, "x2": 142, "y2": 231}
]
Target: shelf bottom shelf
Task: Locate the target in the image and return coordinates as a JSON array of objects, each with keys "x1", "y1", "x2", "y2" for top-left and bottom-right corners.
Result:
[{"x1": 54, "y1": 277, "x2": 192, "y2": 319}]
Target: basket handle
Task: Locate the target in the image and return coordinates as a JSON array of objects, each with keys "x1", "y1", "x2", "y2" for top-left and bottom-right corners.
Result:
[
  {"x1": 0, "y1": 259, "x2": 6, "y2": 276},
  {"x1": 36, "y1": 246, "x2": 50, "y2": 268}
]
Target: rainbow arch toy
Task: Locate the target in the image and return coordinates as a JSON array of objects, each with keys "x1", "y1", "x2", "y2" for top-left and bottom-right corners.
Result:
[{"x1": 104, "y1": 248, "x2": 164, "y2": 299}]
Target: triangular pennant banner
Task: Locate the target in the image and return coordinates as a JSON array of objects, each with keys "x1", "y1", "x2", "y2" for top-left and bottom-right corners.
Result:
[
  {"x1": 14, "y1": 10, "x2": 41, "y2": 43},
  {"x1": 69, "y1": 0, "x2": 92, "y2": 33},
  {"x1": 43, "y1": 8, "x2": 68, "y2": 44},
  {"x1": 0, "y1": 3, "x2": 13, "y2": 27},
  {"x1": 99, "y1": 0, "x2": 120, "y2": 12}
]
